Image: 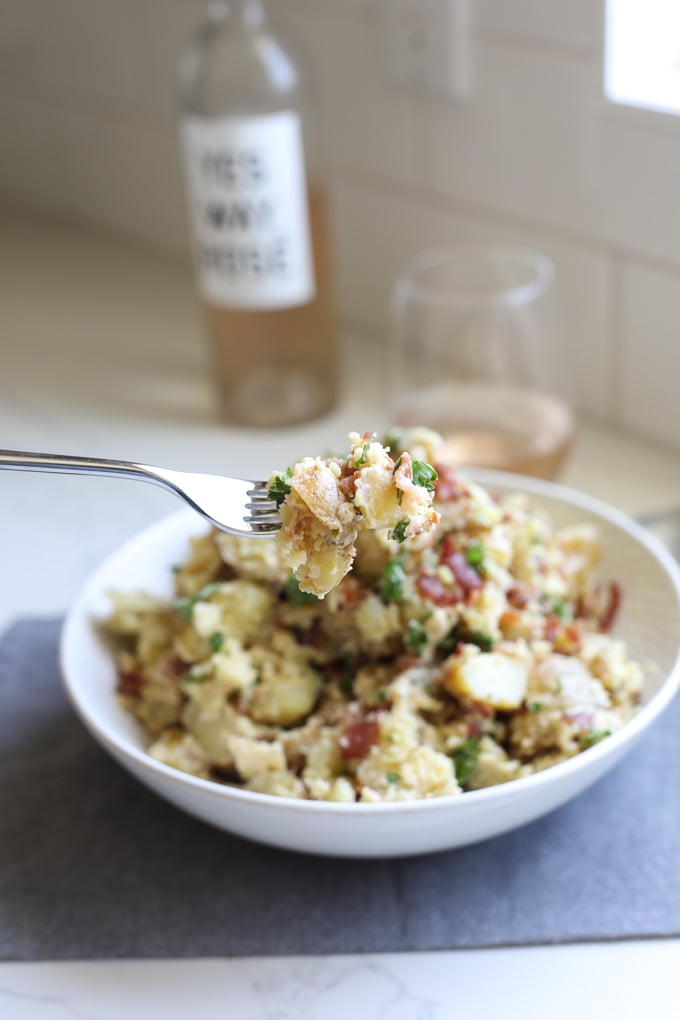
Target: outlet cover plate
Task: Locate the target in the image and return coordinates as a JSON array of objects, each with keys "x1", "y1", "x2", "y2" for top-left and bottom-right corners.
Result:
[{"x1": 380, "y1": 0, "x2": 472, "y2": 101}]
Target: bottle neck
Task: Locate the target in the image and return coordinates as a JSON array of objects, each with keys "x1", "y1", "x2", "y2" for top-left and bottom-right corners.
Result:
[{"x1": 207, "y1": 0, "x2": 267, "y2": 29}]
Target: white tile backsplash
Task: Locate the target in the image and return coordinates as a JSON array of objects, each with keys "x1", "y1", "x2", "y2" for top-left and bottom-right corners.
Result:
[
  {"x1": 141, "y1": 0, "x2": 206, "y2": 114},
  {"x1": 594, "y1": 112, "x2": 680, "y2": 268},
  {"x1": 620, "y1": 262, "x2": 680, "y2": 449},
  {"x1": 0, "y1": 94, "x2": 77, "y2": 211},
  {"x1": 66, "y1": 113, "x2": 188, "y2": 254},
  {"x1": 1, "y1": 0, "x2": 680, "y2": 450},
  {"x1": 426, "y1": 40, "x2": 601, "y2": 243},
  {"x1": 0, "y1": 0, "x2": 148, "y2": 108},
  {"x1": 476, "y1": 0, "x2": 601, "y2": 53},
  {"x1": 280, "y1": 8, "x2": 421, "y2": 185}
]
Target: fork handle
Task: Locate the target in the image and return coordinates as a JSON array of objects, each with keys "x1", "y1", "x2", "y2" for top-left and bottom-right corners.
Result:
[{"x1": 0, "y1": 449, "x2": 154, "y2": 484}]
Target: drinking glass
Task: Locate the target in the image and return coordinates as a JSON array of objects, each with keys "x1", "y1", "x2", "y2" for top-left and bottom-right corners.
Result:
[{"x1": 389, "y1": 244, "x2": 574, "y2": 479}]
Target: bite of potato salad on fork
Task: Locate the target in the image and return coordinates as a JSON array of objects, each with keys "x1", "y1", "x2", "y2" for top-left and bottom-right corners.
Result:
[
  {"x1": 103, "y1": 426, "x2": 643, "y2": 804},
  {"x1": 268, "y1": 431, "x2": 441, "y2": 598}
]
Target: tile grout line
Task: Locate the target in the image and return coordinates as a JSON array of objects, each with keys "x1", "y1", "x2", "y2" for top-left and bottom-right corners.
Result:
[
  {"x1": 604, "y1": 256, "x2": 626, "y2": 427},
  {"x1": 328, "y1": 162, "x2": 680, "y2": 280}
]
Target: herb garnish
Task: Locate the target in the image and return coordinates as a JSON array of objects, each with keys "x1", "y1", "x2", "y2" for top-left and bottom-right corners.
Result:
[
  {"x1": 466, "y1": 631, "x2": 495, "y2": 653},
  {"x1": 209, "y1": 632, "x2": 225, "y2": 653},
  {"x1": 173, "y1": 582, "x2": 223, "y2": 621},
  {"x1": 380, "y1": 553, "x2": 407, "y2": 603},
  {"x1": 465, "y1": 543, "x2": 484, "y2": 568},
  {"x1": 439, "y1": 625, "x2": 461, "y2": 654},
  {"x1": 285, "y1": 574, "x2": 319, "y2": 606},
  {"x1": 354, "y1": 442, "x2": 371, "y2": 468},
  {"x1": 389, "y1": 519, "x2": 409, "y2": 544},
  {"x1": 405, "y1": 618, "x2": 429, "y2": 654},
  {"x1": 182, "y1": 673, "x2": 208, "y2": 685},
  {"x1": 382, "y1": 429, "x2": 405, "y2": 453},
  {"x1": 386, "y1": 771, "x2": 401, "y2": 784},
  {"x1": 453, "y1": 737, "x2": 481, "y2": 784},
  {"x1": 528, "y1": 701, "x2": 542, "y2": 714},
  {"x1": 579, "y1": 728, "x2": 611, "y2": 749},
  {"x1": 268, "y1": 467, "x2": 293, "y2": 507},
  {"x1": 412, "y1": 460, "x2": 438, "y2": 491}
]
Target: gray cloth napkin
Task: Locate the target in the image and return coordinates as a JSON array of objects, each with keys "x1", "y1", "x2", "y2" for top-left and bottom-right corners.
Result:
[{"x1": 1, "y1": 618, "x2": 679, "y2": 961}]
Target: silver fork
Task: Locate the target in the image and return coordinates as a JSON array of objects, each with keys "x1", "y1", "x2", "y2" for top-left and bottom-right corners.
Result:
[{"x1": 0, "y1": 449, "x2": 280, "y2": 536}]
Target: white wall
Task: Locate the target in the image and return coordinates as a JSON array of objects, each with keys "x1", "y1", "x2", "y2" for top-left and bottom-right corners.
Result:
[{"x1": 1, "y1": 0, "x2": 680, "y2": 449}]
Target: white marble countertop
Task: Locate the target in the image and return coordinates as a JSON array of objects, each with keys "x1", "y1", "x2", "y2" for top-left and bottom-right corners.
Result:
[{"x1": 2, "y1": 205, "x2": 680, "y2": 1017}]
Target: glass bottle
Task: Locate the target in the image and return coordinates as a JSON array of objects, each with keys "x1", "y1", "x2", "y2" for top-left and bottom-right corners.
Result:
[{"x1": 178, "y1": 0, "x2": 338, "y2": 427}]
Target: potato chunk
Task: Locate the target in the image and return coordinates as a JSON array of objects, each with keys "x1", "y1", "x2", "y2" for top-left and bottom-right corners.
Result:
[
  {"x1": 443, "y1": 650, "x2": 529, "y2": 710},
  {"x1": 272, "y1": 432, "x2": 439, "y2": 598}
]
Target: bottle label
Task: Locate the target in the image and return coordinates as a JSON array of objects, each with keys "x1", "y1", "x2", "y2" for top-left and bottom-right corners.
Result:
[{"x1": 181, "y1": 112, "x2": 315, "y2": 309}]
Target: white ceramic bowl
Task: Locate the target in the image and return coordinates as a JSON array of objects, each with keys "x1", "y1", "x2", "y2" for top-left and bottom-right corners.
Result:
[{"x1": 61, "y1": 471, "x2": 680, "y2": 858}]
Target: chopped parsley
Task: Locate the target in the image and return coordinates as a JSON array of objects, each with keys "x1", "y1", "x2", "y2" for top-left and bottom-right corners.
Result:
[
  {"x1": 386, "y1": 771, "x2": 401, "y2": 784},
  {"x1": 173, "y1": 582, "x2": 223, "y2": 621},
  {"x1": 579, "y1": 728, "x2": 611, "y2": 749},
  {"x1": 550, "y1": 597, "x2": 572, "y2": 620},
  {"x1": 182, "y1": 673, "x2": 208, "y2": 685},
  {"x1": 412, "y1": 460, "x2": 438, "y2": 491},
  {"x1": 380, "y1": 553, "x2": 407, "y2": 603},
  {"x1": 465, "y1": 543, "x2": 484, "y2": 568},
  {"x1": 382, "y1": 429, "x2": 405, "y2": 453},
  {"x1": 389, "y1": 519, "x2": 410, "y2": 544},
  {"x1": 466, "y1": 631, "x2": 495, "y2": 653},
  {"x1": 528, "y1": 701, "x2": 542, "y2": 714},
  {"x1": 267, "y1": 468, "x2": 293, "y2": 507},
  {"x1": 209, "y1": 632, "x2": 225, "y2": 653},
  {"x1": 339, "y1": 659, "x2": 355, "y2": 695},
  {"x1": 453, "y1": 737, "x2": 481, "y2": 784},
  {"x1": 405, "y1": 618, "x2": 429, "y2": 654},
  {"x1": 555, "y1": 678, "x2": 564, "y2": 694},
  {"x1": 439, "y1": 625, "x2": 461, "y2": 654},
  {"x1": 285, "y1": 574, "x2": 319, "y2": 606},
  {"x1": 354, "y1": 442, "x2": 371, "y2": 468}
]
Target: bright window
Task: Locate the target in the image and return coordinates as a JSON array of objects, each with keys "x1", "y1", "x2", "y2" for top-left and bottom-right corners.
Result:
[{"x1": 605, "y1": 0, "x2": 680, "y2": 116}]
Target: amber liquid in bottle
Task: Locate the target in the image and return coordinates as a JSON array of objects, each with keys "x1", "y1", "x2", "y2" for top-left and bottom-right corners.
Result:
[{"x1": 204, "y1": 186, "x2": 336, "y2": 427}]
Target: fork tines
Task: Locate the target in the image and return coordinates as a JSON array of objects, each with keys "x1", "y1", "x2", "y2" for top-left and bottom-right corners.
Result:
[{"x1": 244, "y1": 481, "x2": 281, "y2": 532}]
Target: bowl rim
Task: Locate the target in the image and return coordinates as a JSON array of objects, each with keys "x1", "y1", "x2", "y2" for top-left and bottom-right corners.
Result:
[{"x1": 60, "y1": 468, "x2": 680, "y2": 818}]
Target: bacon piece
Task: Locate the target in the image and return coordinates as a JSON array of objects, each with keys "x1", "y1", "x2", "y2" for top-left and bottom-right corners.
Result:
[
  {"x1": 499, "y1": 610, "x2": 522, "y2": 637},
  {"x1": 338, "y1": 474, "x2": 357, "y2": 499},
  {"x1": 118, "y1": 669, "x2": 142, "y2": 698},
  {"x1": 417, "y1": 573, "x2": 459, "y2": 607},
  {"x1": 467, "y1": 718, "x2": 486, "y2": 738},
  {"x1": 341, "y1": 584, "x2": 363, "y2": 607},
  {"x1": 507, "y1": 583, "x2": 534, "y2": 610},
  {"x1": 554, "y1": 621, "x2": 583, "y2": 655},
  {"x1": 599, "y1": 581, "x2": 622, "y2": 633},
  {"x1": 440, "y1": 536, "x2": 483, "y2": 594},
  {"x1": 544, "y1": 615, "x2": 562, "y2": 643},
  {"x1": 338, "y1": 718, "x2": 380, "y2": 759},
  {"x1": 155, "y1": 652, "x2": 190, "y2": 680},
  {"x1": 563, "y1": 710, "x2": 593, "y2": 731},
  {"x1": 434, "y1": 463, "x2": 460, "y2": 502},
  {"x1": 470, "y1": 701, "x2": 495, "y2": 718}
]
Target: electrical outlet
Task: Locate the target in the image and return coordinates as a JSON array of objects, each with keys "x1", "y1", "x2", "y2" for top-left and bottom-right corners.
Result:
[{"x1": 380, "y1": 0, "x2": 473, "y2": 101}]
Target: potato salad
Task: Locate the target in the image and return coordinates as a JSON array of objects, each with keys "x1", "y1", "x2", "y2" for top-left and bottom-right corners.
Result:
[{"x1": 104, "y1": 428, "x2": 642, "y2": 803}]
